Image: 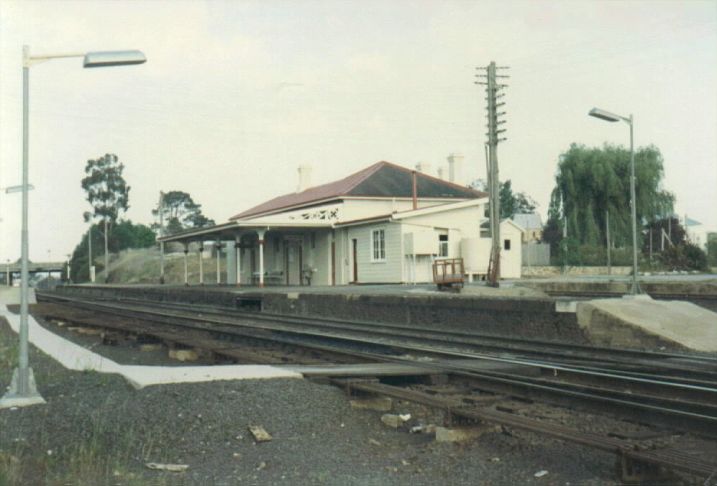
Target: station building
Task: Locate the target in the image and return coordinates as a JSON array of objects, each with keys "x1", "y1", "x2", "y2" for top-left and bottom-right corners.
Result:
[{"x1": 158, "y1": 157, "x2": 523, "y2": 286}]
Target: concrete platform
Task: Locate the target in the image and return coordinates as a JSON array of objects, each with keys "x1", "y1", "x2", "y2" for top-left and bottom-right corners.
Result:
[
  {"x1": 576, "y1": 296, "x2": 717, "y2": 353},
  {"x1": 0, "y1": 302, "x2": 300, "y2": 390}
]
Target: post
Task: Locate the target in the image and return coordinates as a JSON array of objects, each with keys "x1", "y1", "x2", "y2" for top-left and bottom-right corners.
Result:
[
  {"x1": 215, "y1": 241, "x2": 222, "y2": 284},
  {"x1": 159, "y1": 191, "x2": 165, "y2": 284},
  {"x1": 1, "y1": 45, "x2": 45, "y2": 408},
  {"x1": 183, "y1": 244, "x2": 188, "y2": 286},
  {"x1": 198, "y1": 244, "x2": 204, "y2": 285},
  {"x1": 606, "y1": 209, "x2": 611, "y2": 275},
  {"x1": 628, "y1": 116, "x2": 639, "y2": 295},
  {"x1": 484, "y1": 61, "x2": 502, "y2": 286},
  {"x1": 257, "y1": 230, "x2": 265, "y2": 288},
  {"x1": 104, "y1": 217, "x2": 109, "y2": 283},
  {"x1": 649, "y1": 227, "x2": 653, "y2": 265},
  {"x1": 18, "y1": 49, "x2": 30, "y2": 385},
  {"x1": 6, "y1": 261, "x2": 10, "y2": 287},
  {"x1": 235, "y1": 238, "x2": 242, "y2": 287},
  {"x1": 88, "y1": 223, "x2": 94, "y2": 282},
  {"x1": 562, "y1": 210, "x2": 568, "y2": 274}
]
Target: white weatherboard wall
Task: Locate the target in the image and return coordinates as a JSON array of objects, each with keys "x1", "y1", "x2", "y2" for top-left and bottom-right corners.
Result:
[{"x1": 346, "y1": 223, "x2": 402, "y2": 283}]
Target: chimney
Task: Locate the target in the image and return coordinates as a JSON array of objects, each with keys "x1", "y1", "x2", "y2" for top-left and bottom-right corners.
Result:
[
  {"x1": 447, "y1": 153, "x2": 464, "y2": 185},
  {"x1": 415, "y1": 161, "x2": 432, "y2": 176},
  {"x1": 437, "y1": 167, "x2": 445, "y2": 180},
  {"x1": 297, "y1": 165, "x2": 312, "y2": 192}
]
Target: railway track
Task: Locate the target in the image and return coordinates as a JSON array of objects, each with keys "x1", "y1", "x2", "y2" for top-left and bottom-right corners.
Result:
[{"x1": 33, "y1": 291, "x2": 717, "y2": 481}]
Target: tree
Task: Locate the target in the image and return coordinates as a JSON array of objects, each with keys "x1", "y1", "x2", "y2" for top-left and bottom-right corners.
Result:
[
  {"x1": 81, "y1": 153, "x2": 130, "y2": 281},
  {"x1": 707, "y1": 234, "x2": 717, "y2": 267},
  {"x1": 642, "y1": 216, "x2": 685, "y2": 255},
  {"x1": 660, "y1": 243, "x2": 709, "y2": 272},
  {"x1": 81, "y1": 153, "x2": 130, "y2": 225},
  {"x1": 152, "y1": 190, "x2": 215, "y2": 236},
  {"x1": 548, "y1": 143, "x2": 674, "y2": 249},
  {"x1": 470, "y1": 179, "x2": 537, "y2": 219}
]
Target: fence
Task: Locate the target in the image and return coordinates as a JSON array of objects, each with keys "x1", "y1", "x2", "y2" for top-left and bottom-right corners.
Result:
[{"x1": 522, "y1": 243, "x2": 551, "y2": 266}]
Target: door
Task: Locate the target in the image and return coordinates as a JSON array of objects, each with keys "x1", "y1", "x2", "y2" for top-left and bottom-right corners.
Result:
[
  {"x1": 286, "y1": 240, "x2": 302, "y2": 285},
  {"x1": 331, "y1": 241, "x2": 336, "y2": 286},
  {"x1": 351, "y1": 238, "x2": 358, "y2": 283}
]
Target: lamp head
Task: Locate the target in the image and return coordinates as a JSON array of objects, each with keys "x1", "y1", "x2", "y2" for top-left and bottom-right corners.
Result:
[
  {"x1": 83, "y1": 50, "x2": 146, "y2": 68},
  {"x1": 589, "y1": 107, "x2": 623, "y2": 123}
]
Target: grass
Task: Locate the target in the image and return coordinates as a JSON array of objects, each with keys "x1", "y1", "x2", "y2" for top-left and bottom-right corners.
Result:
[
  {"x1": 0, "y1": 322, "x2": 169, "y2": 486},
  {"x1": 98, "y1": 247, "x2": 227, "y2": 285}
]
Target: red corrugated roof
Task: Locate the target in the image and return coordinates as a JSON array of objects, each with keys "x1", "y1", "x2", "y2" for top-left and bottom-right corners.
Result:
[{"x1": 230, "y1": 161, "x2": 485, "y2": 220}]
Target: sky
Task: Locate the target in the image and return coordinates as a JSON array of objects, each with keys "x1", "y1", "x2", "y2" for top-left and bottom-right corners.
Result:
[{"x1": 1, "y1": 0, "x2": 716, "y2": 262}]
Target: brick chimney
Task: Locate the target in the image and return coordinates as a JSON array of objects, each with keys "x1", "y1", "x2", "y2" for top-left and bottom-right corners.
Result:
[
  {"x1": 447, "y1": 153, "x2": 464, "y2": 185},
  {"x1": 297, "y1": 165, "x2": 312, "y2": 192}
]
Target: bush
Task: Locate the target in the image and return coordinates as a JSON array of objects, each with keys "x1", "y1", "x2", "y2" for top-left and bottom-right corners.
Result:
[
  {"x1": 660, "y1": 243, "x2": 709, "y2": 271},
  {"x1": 708, "y1": 238, "x2": 717, "y2": 266},
  {"x1": 550, "y1": 243, "x2": 634, "y2": 266}
]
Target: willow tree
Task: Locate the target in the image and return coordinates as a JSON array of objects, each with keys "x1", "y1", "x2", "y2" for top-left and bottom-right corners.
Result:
[{"x1": 547, "y1": 143, "x2": 674, "y2": 248}]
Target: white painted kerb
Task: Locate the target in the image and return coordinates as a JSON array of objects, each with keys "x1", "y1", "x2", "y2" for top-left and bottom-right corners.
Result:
[{"x1": 0, "y1": 303, "x2": 301, "y2": 389}]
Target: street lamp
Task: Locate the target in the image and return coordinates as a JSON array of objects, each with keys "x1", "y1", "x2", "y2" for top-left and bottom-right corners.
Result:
[
  {"x1": 588, "y1": 107, "x2": 641, "y2": 295},
  {"x1": 0, "y1": 46, "x2": 146, "y2": 410}
]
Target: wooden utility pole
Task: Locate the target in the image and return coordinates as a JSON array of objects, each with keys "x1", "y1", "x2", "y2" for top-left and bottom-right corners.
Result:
[{"x1": 476, "y1": 61, "x2": 508, "y2": 287}]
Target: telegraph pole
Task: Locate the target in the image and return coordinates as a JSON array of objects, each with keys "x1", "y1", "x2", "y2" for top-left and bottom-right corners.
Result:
[{"x1": 476, "y1": 61, "x2": 508, "y2": 287}]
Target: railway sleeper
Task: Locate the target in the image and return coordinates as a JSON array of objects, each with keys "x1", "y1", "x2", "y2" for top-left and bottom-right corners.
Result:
[{"x1": 616, "y1": 453, "x2": 675, "y2": 485}]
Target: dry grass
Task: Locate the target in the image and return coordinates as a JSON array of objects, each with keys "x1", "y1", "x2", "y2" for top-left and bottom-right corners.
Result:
[{"x1": 99, "y1": 247, "x2": 227, "y2": 285}]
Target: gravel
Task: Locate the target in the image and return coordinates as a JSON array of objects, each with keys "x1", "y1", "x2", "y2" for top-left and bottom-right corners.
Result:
[{"x1": 0, "y1": 316, "x2": 624, "y2": 485}]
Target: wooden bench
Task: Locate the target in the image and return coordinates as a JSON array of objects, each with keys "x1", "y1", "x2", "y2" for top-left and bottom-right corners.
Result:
[{"x1": 252, "y1": 271, "x2": 284, "y2": 285}]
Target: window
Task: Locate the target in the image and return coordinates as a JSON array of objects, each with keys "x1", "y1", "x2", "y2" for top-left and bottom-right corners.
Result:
[
  {"x1": 504, "y1": 239, "x2": 511, "y2": 251},
  {"x1": 438, "y1": 234, "x2": 448, "y2": 257},
  {"x1": 371, "y1": 229, "x2": 386, "y2": 261}
]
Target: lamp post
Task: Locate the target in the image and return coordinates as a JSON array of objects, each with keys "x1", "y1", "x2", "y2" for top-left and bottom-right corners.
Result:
[
  {"x1": 0, "y1": 46, "x2": 146, "y2": 409},
  {"x1": 588, "y1": 107, "x2": 640, "y2": 295}
]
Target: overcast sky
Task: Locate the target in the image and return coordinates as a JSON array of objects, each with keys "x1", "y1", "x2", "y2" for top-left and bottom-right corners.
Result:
[{"x1": 1, "y1": 0, "x2": 715, "y2": 262}]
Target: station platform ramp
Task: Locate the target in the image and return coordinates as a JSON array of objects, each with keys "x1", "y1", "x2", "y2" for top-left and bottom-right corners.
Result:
[{"x1": 576, "y1": 296, "x2": 717, "y2": 353}]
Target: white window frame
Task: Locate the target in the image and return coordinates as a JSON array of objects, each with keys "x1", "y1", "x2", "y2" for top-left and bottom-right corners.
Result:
[
  {"x1": 370, "y1": 228, "x2": 386, "y2": 262},
  {"x1": 438, "y1": 234, "x2": 449, "y2": 258}
]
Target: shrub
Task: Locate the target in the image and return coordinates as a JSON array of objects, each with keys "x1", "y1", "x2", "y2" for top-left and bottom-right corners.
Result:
[{"x1": 660, "y1": 243, "x2": 708, "y2": 271}]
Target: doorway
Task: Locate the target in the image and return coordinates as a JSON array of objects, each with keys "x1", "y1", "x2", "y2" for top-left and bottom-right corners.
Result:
[
  {"x1": 285, "y1": 239, "x2": 302, "y2": 285},
  {"x1": 351, "y1": 238, "x2": 358, "y2": 283}
]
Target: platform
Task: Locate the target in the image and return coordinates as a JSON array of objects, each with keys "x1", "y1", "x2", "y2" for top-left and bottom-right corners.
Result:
[
  {"x1": 576, "y1": 296, "x2": 717, "y2": 353},
  {"x1": 286, "y1": 359, "x2": 540, "y2": 377},
  {"x1": 0, "y1": 302, "x2": 300, "y2": 391}
]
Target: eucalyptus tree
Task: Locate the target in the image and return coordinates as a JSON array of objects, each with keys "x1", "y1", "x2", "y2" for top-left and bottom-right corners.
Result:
[
  {"x1": 152, "y1": 190, "x2": 215, "y2": 236},
  {"x1": 81, "y1": 153, "x2": 130, "y2": 280}
]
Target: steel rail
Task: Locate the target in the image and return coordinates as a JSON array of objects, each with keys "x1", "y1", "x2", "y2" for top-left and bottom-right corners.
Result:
[
  {"x1": 35, "y1": 294, "x2": 717, "y2": 391},
  {"x1": 32, "y1": 294, "x2": 717, "y2": 480},
  {"x1": 338, "y1": 380, "x2": 717, "y2": 479},
  {"x1": 79, "y1": 293, "x2": 717, "y2": 370},
  {"x1": 61, "y1": 298, "x2": 717, "y2": 392},
  {"x1": 38, "y1": 292, "x2": 717, "y2": 378},
  {"x1": 34, "y1": 295, "x2": 717, "y2": 426}
]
